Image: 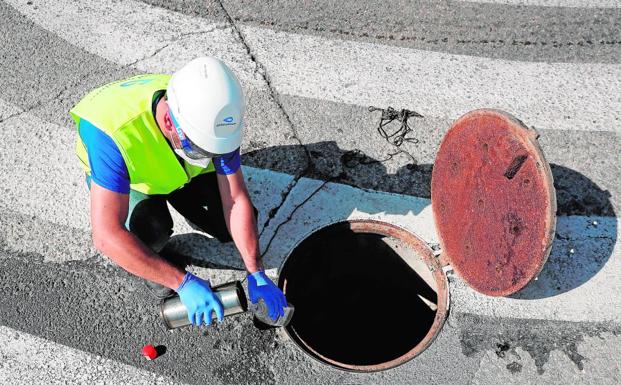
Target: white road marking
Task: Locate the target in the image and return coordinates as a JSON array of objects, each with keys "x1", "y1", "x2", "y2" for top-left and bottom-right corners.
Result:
[
  {"x1": 454, "y1": 0, "x2": 621, "y2": 8},
  {"x1": 258, "y1": 176, "x2": 621, "y2": 323},
  {"x1": 0, "y1": 102, "x2": 91, "y2": 232},
  {"x1": 0, "y1": 98, "x2": 22, "y2": 120},
  {"x1": 240, "y1": 25, "x2": 621, "y2": 133},
  {"x1": 6, "y1": 0, "x2": 621, "y2": 134},
  {"x1": 3, "y1": 0, "x2": 260, "y2": 88},
  {"x1": 1, "y1": 100, "x2": 619, "y2": 323},
  {"x1": 0, "y1": 326, "x2": 183, "y2": 385},
  {"x1": 0, "y1": 98, "x2": 294, "y2": 264}
]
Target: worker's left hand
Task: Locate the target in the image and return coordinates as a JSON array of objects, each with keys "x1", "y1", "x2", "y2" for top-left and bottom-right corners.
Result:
[{"x1": 248, "y1": 271, "x2": 287, "y2": 321}]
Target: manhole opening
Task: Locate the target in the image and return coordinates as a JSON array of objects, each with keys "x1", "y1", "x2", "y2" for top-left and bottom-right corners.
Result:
[{"x1": 280, "y1": 221, "x2": 446, "y2": 371}]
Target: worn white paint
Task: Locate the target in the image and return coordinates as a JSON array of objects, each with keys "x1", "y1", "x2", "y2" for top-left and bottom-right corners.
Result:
[
  {"x1": 240, "y1": 25, "x2": 621, "y2": 133},
  {"x1": 1, "y1": 99, "x2": 619, "y2": 323},
  {"x1": 457, "y1": 0, "x2": 621, "y2": 8},
  {"x1": 258, "y1": 176, "x2": 621, "y2": 323},
  {"x1": 6, "y1": 0, "x2": 621, "y2": 134},
  {"x1": 0, "y1": 99, "x2": 294, "y2": 264}
]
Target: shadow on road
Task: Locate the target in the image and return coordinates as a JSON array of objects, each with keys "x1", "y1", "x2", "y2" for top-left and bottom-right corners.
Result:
[{"x1": 172, "y1": 141, "x2": 617, "y2": 300}]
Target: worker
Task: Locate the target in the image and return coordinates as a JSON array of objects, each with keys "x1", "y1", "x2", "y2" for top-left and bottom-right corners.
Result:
[{"x1": 69, "y1": 56, "x2": 287, "y2": 326}]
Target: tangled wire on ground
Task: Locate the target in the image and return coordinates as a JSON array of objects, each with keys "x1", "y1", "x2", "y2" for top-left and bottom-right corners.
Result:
[
  {"x1": 341, "y1": 106, "x2": 424, "y2": 168},
  {"x1": 259, "y1": 105, "x2": 424, "y2": 261},
  {"x1": 369, "y1": 106, "x2": 424, "y2": 147}
]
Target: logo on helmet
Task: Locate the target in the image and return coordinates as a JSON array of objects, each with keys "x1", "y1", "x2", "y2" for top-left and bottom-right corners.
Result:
[{"x1": 217, "y1": 116, "x2": 237, "y2": 127}]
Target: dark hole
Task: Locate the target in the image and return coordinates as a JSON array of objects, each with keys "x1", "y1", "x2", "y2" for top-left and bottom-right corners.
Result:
[{"x1": 281, "y1": 224, "x2": 438, "y2": 368}]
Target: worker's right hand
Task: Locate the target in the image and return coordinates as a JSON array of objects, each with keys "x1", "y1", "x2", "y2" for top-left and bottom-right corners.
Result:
[{"x1": 175, "y1": 272, "x2": 224, "y2": 326}]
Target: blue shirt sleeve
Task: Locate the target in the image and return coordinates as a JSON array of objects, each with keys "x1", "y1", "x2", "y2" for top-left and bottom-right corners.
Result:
[
  {"x1": 79, "y1": 119, "x2": 130, "y2": 194},
  {"x1": 213, "y1": 148, "x2": 241, "y2": 175}
]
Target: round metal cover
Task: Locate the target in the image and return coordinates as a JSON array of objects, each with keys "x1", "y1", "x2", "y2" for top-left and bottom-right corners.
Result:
[{"x1": 431, "y1": 109, "x2": 556, "y2": 296}]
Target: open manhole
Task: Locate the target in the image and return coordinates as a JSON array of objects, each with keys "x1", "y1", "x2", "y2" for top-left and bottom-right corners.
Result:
[
  {"x1": 279, "y1": 220, "x2": 449, "y2": 372},
  {"x1": 278, "y1": 110, "x2": 556, "y2": 372}
]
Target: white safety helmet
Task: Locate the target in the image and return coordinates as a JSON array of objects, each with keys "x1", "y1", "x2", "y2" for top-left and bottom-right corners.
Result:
[{"x1": 166, "y1": 56, "x2": 244, "y2": 155}]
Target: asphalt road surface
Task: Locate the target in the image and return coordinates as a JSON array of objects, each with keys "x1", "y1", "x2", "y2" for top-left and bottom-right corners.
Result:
[{"x1": 0, "y1": 0, "x2": 620, "y2": 384}]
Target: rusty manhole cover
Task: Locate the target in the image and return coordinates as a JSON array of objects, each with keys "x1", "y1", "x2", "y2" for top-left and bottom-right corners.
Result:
[{"x1": 431, "y1": 109, "x2": 556, "y2": 296}]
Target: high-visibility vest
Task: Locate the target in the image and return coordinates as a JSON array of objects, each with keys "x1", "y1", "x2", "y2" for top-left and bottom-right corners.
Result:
[{"x1": 69, "y1": 74, "x2": 215, "y2": 195}]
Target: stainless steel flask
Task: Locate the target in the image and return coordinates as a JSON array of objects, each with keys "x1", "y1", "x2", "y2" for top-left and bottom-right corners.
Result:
[{"x1": 159, "y1": 280, "x2": 247, "y2": 329}]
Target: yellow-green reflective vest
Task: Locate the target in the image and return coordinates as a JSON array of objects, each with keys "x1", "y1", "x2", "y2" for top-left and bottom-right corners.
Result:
[{"x1": 69, "y1": 74, "x2": 215, "y2": 195}]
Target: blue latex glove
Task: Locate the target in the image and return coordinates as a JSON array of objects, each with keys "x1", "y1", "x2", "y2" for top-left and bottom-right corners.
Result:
[
  {"x1": 248, "y1": 271, "x2": 287, "y2": 321},
  {"x1": 176, "y1": 272, "x2": 224, "y2": 326}
]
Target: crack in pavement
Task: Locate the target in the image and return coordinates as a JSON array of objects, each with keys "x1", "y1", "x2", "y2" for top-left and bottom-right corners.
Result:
[
  {"x1": 216, "y1": 2, "x2": 428, "y2": 254},
  {"x1": 259, "y1": 178, "x2": 333, "y2": 259},
  {"x1": 215, "y1": 0, "x2": 321, "y2": 245},
  {"x1": 0, "y1": 86, "x2": 69, "y2": 124},
  {"x1": 214, "y1": 1, "x2": 423, "y2": 246},
  {"x1": 213, "y1": 2, "x2": 408, "y2": 258},
  {"x1": 122, "y1": 25, "x2": 230, "y2": 70}
]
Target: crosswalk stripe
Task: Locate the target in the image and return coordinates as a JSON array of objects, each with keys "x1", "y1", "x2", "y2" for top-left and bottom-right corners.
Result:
[
  {"x1": 2, "y1": 0, "x2": 619, "y2": 381},
  {"x1": 239, "y1": 24, "x2": 620, "y2": 133},
  {"x1": 1, "y1": 101, "x2": 618, "y2": 324},
  {"x1": 259, "y1": 176, "x2": 620, "y2": 324},
  {"x1": 2, "y1": 0, "x2": 619, "y2": 325},
  {"x1": 6, "y1": 0, "x2": 620, "y2": 135},
  {"x1": 0, "y1": 98, "x2": 295, "y2": 264},
  {"x1": 0, "y1": 326, "x2": 183, "y2": 385},
  {"x1": 455, "y1": 0, "x2": 621, "y2": 8},
  {"x1": 5, "y1": 0, "x2": 223, "y2": 66},
  {"x1": 3, "y1": 0, "x2": 259, "y2": 85},
  {"x1": 0, "y1": 100, "x2": 91, "y2": 232}
]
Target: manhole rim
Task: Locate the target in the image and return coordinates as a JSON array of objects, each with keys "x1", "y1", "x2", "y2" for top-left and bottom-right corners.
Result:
[{"x1": 278, "y1": 218, "x2": 450, "y2": 372}]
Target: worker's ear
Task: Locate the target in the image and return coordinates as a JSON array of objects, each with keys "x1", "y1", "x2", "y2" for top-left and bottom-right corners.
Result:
[{"x1": 162, "y1": 109, "x2": 174, "y2": 133}]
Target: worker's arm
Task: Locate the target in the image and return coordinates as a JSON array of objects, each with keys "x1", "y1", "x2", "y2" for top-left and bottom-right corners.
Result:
[
  {"x1": 89, "y1": 182, "x2": 186, "y2": 290},
  {"x1": 216, "y1": 168, "x2": 261, "y2": 273},
  {"x1": 217, "y1": 168, "x2": 287, "y2": 320},
  {"x1": 90, "y1": 182, "x2": 223, "y2": 325}
]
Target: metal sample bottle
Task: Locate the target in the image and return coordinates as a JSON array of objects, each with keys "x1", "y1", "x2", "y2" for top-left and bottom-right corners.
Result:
[{"x1": 160, "y1": 280, "x2": 247, "y2": 329}]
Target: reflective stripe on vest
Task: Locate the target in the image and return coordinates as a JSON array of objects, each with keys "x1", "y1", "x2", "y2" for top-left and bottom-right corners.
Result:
[{"x1": 70, "y1": 74, "x2": 214, "y2": 195}]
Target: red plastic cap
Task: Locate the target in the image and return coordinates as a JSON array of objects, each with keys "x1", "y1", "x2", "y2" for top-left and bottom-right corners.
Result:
[{"x1": 141, "y1": 344, "x2": 158, "y2": 360}]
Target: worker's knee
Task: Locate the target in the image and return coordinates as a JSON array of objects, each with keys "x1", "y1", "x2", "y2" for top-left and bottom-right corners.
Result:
[{"x1": 127, "y1": 198, "x2": 173, "y2": 252}]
